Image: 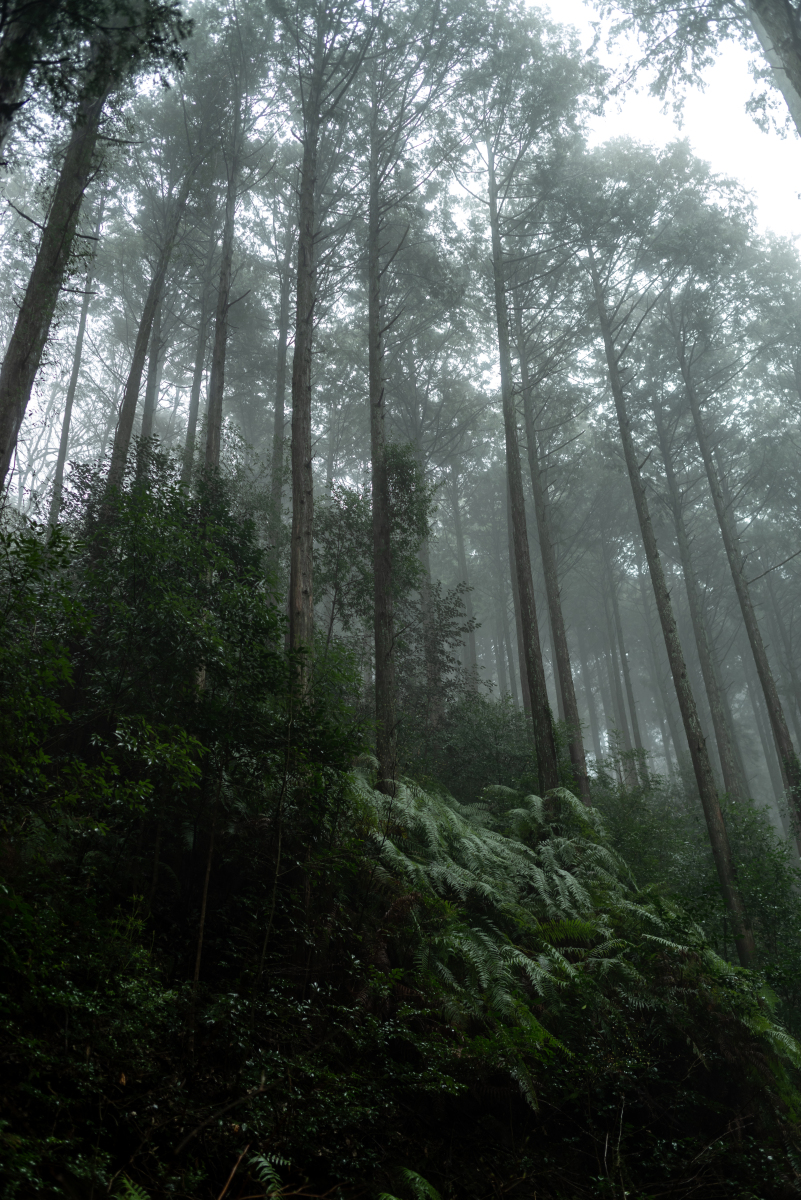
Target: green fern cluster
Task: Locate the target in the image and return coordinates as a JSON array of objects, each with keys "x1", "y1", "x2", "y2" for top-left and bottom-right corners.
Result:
[{"x1": 355, "y1": 772, "x2": 801, "y2": 1113}]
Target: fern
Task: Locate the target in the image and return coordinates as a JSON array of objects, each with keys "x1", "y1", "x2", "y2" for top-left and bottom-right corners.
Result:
[{"x1": 114, "y1": 1179, "x2": 150, "y2": 1200}]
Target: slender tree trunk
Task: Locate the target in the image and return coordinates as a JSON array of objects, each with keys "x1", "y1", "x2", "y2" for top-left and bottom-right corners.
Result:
[
  {"x1": 205, "y1": 122, "x2": 240, "y2": 471},
  {"x1": 507, "y1": 484, "x2": 531, "y2": 712},
  {"x1": 654, "y1": 402, "x2": 746, "y2": 799},
  {"x1": 602, "y1": 588, "x2": 635, "y2": 759},
  {"x1": 592, "y1": 258, "x2": 755, "y2": 968},
  {"x1": 48, "y1": 195, "x2": 104, "y2": 527},
  {"x1": 269, "y1": 224, "x2": 293, "y2": 548},
  {"x1": 289, "y1": 51, "x2": 323, "y2": 684},
  {"x1": 0, "y1": 77, "x2": 111, "y2": 486},
  {"x1": 181, "y1": 225, "x2": 217, "y2": 485},
  {"x1": 487, "y1": 145, "x2": 557, "y2": 792},
  {"x1": 367, "y1": 98, "x2": 397, "y2": 793},
  {"x1": 576, "y1": 623, "x2": 604, "y2": 764},
  {"x1": 637, "y1": 563, "x2": 680, "y2": 778},
  {"x1": 451, "y1": 464, "x2": 478, "y2": 679},
  {"x1": 612, "y1": 584, "x2": 644, "y2": 756},
  {"x1": 677, "y1": 340, "x2": 801, "y2": 845},
  {"x1": 764, "y1": 571, "x2": 801, "y2": 746},
  {"x1": 107, "y1": 166, "x2": 198, "y2": 492},
  {"x1": 516, "y1": 309, "x2": 588, "y2": 798},
  {"x1": 490, "y1": 502, "x2": 519, "y2": 705},
  {"x1": 140, "y1": 296, "x2": 163, "y2": 443}
]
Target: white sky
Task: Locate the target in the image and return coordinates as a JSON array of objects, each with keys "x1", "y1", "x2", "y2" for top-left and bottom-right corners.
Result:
[{"x1": 546, "y1": 0, "x2": 801, "y2": 242}]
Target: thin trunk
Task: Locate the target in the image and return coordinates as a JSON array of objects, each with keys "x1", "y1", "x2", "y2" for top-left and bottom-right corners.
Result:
[
  {"x1": 269, "y1": 225, "x2": 293, "y2": 548},
  {"x1": 606, "y1": 555, "x2": 645, "y2": 765},
  {"x1": 181, "y1": 225, "x2": 217, "y2": 485},
  {"x1": 654, "y1": 402, "x2": 746, "y2": 799},
  {"x1": 205, "y1": 120, "x2": 241, "y2": 471},
  {"x1": 678, "y1": 340, "x2": 801, "y2": 847},
  {"x1": 576, "y1": 623, "x2": 604, "y2": 764},
  {"x1": 507, "y1": 484, "x2": 531, "y2": 712},
  {"x1": 451, "y1": 465, "x2": 478, "y2": 679},
  {"x1": 107, "y1": 164, "x2": 198, "y2": 492},
  {"x1": 746, "y1": 658, "x2": 785, "y2": 807},
  {"x1": 288, "y1": 46, "x2": 323, "y2": 684},
  {"x1": 764, "y1": 571, "x2": 801, "y2": 747},
  {"x1": 140, "y1": 296, "x2": 163, "y2": 443},
  {"x1": 0, "y1": 74, "x2": 111, "y2": 486},
  {"x1": 494, "y1": 625, "x2": 509, "y2": 697},
  {"x1": 592, "y1": 258, "x2": 755, "y2": 968},
  {"x1": 515, "y1": 299, "x2": 589, "y2": 800},
  {"x1": 48, "y1": 195, "x2": 104, "y2": 526},
  {"x1": 487, "y1": 142, "x2": 557, "y2": 793},
  {"x1": 367, "y1": 96, "x2": 397, "y2": 794},
  {"x1": 491, "y1": 504, "x2": 518, "y2": 705},
  {"x1": 603, "y1": 589, "x2": 635, "y2": 757},
  {"x1": 637, "y1": 563, "x2": 680, "y2": 778}
]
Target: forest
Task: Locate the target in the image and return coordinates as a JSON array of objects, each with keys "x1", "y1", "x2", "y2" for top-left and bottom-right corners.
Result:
[{"x1": 5, "y1": 0, "x2": 801, "y2": 1196}]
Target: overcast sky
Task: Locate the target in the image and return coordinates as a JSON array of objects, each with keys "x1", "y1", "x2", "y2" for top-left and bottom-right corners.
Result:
[{"x1": 547, "y1": 0, "x2": 801, "y2": 242}]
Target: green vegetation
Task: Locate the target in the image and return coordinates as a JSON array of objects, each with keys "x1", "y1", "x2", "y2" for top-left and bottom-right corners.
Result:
[{"x1": 2, "y1": 468, "x2": 800, "y2": 1198}]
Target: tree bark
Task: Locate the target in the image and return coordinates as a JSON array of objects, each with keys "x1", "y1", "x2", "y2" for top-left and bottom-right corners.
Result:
[
  {"x1": 181, "y1": 224, "x2": 217, "y2": 485},
  {"x1": 677, "y1": 338, "x2": 801, "y2": 847},
  {"x1": 515, "y1": 304, "x2": 589, "y2": 801},
  {"x1": 367, "y1": 95, "x2": 397, "y2": 793},
  {"x1": 205, "y1": 108, "x2": 241, "y2": 471},
  {"x1": 490, "y1": 499, "x2": 519, "y2": 706},
  {"x1": 591, "y1": 256, "x2": 756, "y2": 968},
  {"x1": 745, "y1": 0, "x2": 801, "y2": 137},
  {"x1": 506, "y1": 483, "x2": 531, "y2": 712},
  {"x1": 48, "y1": 194, "x2": 104, "y2": 527},
  {"x1": 0, "y1": 78, "x2": 111, "y2": 487},
  {"x1": 637, "y1": 562, "x2": 680, "y2": 778},
  {"x1": 653, "y1": 400, "x2": 747, "y2": 800},
  {"x1": 269, "y1": 224, "x2": 293, "y2": 551},
  {"x1": 486, "y1": 144, "x2": 557, "y2": 792},
  {"x1": 576, "y1": 623, "x2": 604, "y2": 764},
  {"x1": 451, "y1": 464, "x2": 478, "y2": 680},
  {"x1": 140, "y1": 295, "x2": 163, "y2": 443},
  {"x1": 608, "y1": 565, "x2": 645, "y2": 763},
  {"x1": 107, "y1": 165, "x2": 197, "y2": 492},
  {"x1": 288, "y1": 46, "x2": 323, "y2": 686}
]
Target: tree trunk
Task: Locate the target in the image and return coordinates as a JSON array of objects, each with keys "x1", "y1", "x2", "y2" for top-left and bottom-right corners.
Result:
[
  {"x1": 576, "y1": 623, "x2": 604, "y2": 764},
  {"x1": 763, "y1": 570, "x2": 801, "y2": 747},
  {"x1": 591, "y1": 256, "x2": 755, "y2": 967},
  {"x1": 0, "y1": 77, "x2": 111, "y2": 487},
  {"x1": 487, "y1": 146, "x2": 557, "y2": 792},
  {"x1": 745, "y1": 0, "x2": 801, "y2": 137},
  {"x1": 637, "y1": 563, "x2": 680, "y2": 778},
  {"x1": 140, "y1": 295, "x2": 163, "y2": 443},
  {"x1": 181, "y1": 224, "x2": 217, "y2": 485},
  {"x1": 515, "y1": 305, "x2": 589, "y2": 800},
  {"x1": 205, "y1": 116, "x2": 241, "y2": 471},
  {"x1": 48, "y1": 194, "x2": 104, "y2": 527},
  {"x1": 677, "y1": 339, "x2": 801, "y2": 847},
  {"x1": 367, "y1": 98, "x2": 397, "y2": 793},
  {"x1": 491, "y1": 501, "x2": 519, "y2": 706},
  {"x1": 107, "y1": 165, "x2": 197, "y2": 492},
  {"x1": 506, "y1": 483, "x2": 531, "y2": 712},
  {"x1": 602, "y1": 587, "x2": 635, "y2": 760},
  {"x1": 451, "y1": 464, "x2": 478, "y2": 679},
  {"x1": 612, "y1": 578, "x2": 644, "y2": 751},
  {"x1": 269, "y1": 224, "x2": 293, "y2": 550},
  {"x1": 653, "y1": 400, "x2": 746, "y2": 799},
  {"x1": 288, "y1": 52, "x2": 323, "y2": 685}
]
